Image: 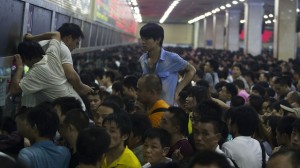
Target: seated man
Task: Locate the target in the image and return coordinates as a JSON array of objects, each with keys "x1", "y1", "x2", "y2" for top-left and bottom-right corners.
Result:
[
  {"x1": 102, "y1": 113, "x2": 141, "y2": 168},
  {"x1": 76, "y1": 127, "x2": 111, "y2": 168},
  {"x1": 142, "y1": 128, "x2": 171, "y2": 168},
  {"x1": 18, "y1": 103, "x2": 70, "y2": 168},
  {"x1": 137, "y1": 74, "x2": 169, "y2": 127},
  {"x1": 10, "y1": 32, "x2": 85, "y2": 110}
]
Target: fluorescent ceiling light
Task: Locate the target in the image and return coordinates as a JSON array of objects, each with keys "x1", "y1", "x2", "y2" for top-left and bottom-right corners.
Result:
[
  {"x1": 226, "y1": 4, "x2": 232, "y2": 8},
  {"x1": 159, "y1": 0, "x2": 181, "y2": 23},
  {"x1": 215, "y1": 8, "x2": 220, "y2": 12},
  {"x1": 220, "y1": 6, "x2": 226, "y2": 10},
  {"x1": 269, "y1": 14, "x2": 273, "y2": 17},
  {"x1": 240, "y1": 20, "x2": 245, "y2": 23},
  {"x1": 239, "y1": 0, "x2": 245, "y2": 2},
  {"x1": 232, "y1": 1, "x2": 238, "y2": 5},
  {"x1": 264, "y1": 15, "x2": 268, "y2": 19},
  {"x1": 297, "y1": 8, "x2": 300, "y2": 12}
]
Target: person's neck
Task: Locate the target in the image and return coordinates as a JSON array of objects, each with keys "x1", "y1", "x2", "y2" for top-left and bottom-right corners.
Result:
[
  {"x1": 171, "y1": 133, "x2": 185, "y2": 146},
  {"x1": 148, "y1": 47, "x2": 161, "y2": 60},
  {"x1": 106, "y1": 143, "x2": 125, "y2": 165},
  {"x1": 146, "y1": 97, "x2": 160, "y2": 110},
  {"x1": 33, "y1": 136, "x2": 50, "y2": 144}
]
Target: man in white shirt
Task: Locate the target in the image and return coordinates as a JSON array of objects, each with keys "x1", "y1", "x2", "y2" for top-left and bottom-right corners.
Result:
[
  {"x1": 10, "y1": 32, "x2": 85, "y2": 110},
  {"x1": 222, "y1": 106, "x2": 268, "y2": 168}
]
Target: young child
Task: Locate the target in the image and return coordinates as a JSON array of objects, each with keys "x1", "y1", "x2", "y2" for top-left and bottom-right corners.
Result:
[{"x1": 142, "y1": 128, "x2": 171, "y2": 168}]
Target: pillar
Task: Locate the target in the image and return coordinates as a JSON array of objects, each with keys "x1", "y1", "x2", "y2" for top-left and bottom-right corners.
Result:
[
  {"x1": 193, "y1": 21, "x2": 199, "y2": 49},
  {"x1": 213, "y1": 14, "x2": 225, "y2": 49},
  {"x1": 244, "y1": 1, "x2": 264, "y2": 56},
  {"x1": 225, "y1": 10, "x2": 241, "y2": 51},
  {"x1": 199, "y1": 19, "x2": 205, "y2": 48},
  {"x1": 274, "y1": 0, "x2": 297, "y2": 61},
  {"x1": 204, "y1": 17, "x2": 213, "y2": 48}
]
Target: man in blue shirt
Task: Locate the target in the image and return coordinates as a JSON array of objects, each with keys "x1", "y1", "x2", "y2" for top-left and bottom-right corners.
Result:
[
  {"x1": 139, "y1": 23, "x2": 196, "y2": 105},
  {"x1": 17, "y1": 102, "x2": 70, "y2": 168}
]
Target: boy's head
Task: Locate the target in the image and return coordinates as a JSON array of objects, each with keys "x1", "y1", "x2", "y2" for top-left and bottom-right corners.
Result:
[
  {"x1": 26, "y1": 102, "x2": 59, "y2": 140},
  {"x1": 142, "y1": 128, "x2": 171, "y2": 165},
  {"x1": 128, "y1": 113, "x2": 152, "y2": 149},
  {"x1": 53, "y1": 97, "x2": 82, "y2": 124},
  {"x1": 61, "y1": 109, "x2": 89, "y2": 147},
  {"x1": 103, "y1": 113, "x2": 132, "y2": 149},
  {"x1": 140, "y1": 23, "x2": 164, "y2": 47},
  {"x1": 77, "y1": 127, "x2": 110, "y2": 166},
  {"x1": 18, "y1": 41, "x2": 44, "y2": 66}
]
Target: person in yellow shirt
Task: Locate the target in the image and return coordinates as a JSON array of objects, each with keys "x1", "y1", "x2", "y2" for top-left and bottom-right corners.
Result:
[{"x1": 102, "y1": 113, "x2": 141, "y2": 168}]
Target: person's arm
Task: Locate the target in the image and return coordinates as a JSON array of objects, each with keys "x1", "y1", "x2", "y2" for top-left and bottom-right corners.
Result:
[
  {"x1": 62, "y1": 64, "x2": 93, "y2": 95},
  {"x1": 9, "y1": 54, "x2": 23, "y2": 95},
  {"x1": 175, "y1": 63, "x2": 196, "y2": 101},
  {"x1": 24, "y1": 31, "x2": 60, "y2": 42}
]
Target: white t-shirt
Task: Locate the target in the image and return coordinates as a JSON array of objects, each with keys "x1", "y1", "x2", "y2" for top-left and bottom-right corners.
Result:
[
  {"x1": 20, "y1": 39, "x2": 85, "y2": 110},
  {"x1": 222, "y1": 136, "x2": 269, "y2": 168}
]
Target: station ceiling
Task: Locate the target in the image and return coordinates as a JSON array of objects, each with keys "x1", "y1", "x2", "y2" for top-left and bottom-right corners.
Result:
[{"x1": 138, "y1": 0, "x2": 279, "y2": 24}]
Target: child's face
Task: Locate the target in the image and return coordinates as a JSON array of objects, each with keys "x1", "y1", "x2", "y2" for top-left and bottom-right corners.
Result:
[{"x1": 143, "y1": 138, "x2": 168, "y2": 164}]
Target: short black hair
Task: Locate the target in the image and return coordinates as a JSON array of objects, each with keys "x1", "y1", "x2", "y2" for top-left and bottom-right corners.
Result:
[
  {"x1": 249, "y1": 95, "x2": 264, "y2": 114},
  {"x1": 187, "y1": 86, "x2": 210, "y2": 104},
  {"x1": 76, "y1": 127, "x2": 110, "y2": 165},
  {"x1": 195, "y1": 79, "x2": 209, "y2": 88},
  {"x1": 277, "y1": 116, "x2": 297, "y2": 136},
  {"x1": 268, "y1": 149, "x2": 300, "y2": 168},
  {"x1": 224, "y1": 83, "x2": 238, "y2": 97},
  {"x1": 103, "y1": 95, "x2": 124, "y2": 110},
  {"x1": 274, "y1": 76, "x2": 292, "y2": 87},
  {"x1": 103, "y1": 113, "x2": 132, "y2": 137},
  {"x1": 292, "y1": 118, "x2": 300, "y2": 133},
  {"x1": 187, "y1": 150, "x2": 231, "y2": 168},
  {"x1": 230, "y1": 96, "x2": 245, "y2": 107},
  {"x1": 53, "y1": 97, "x2": 82, "y2": 115},
  {"x1": 229, "y1": 106, "x2": 259, "y2": 136},
  {"x1": 123, "y1": 75, "x2": 138, "y2": 90},
  {"x1": 57, "y1": 23, "x2": 84, "y2": 39},
  {"x1": 63, "y1": 109, "x2": 89, "y2": 133},
  {"x1": 252, "y1": 84, "x2": 266, "y2": 97},
  {"x1": 130, "y1": 113, "x2": 152, "y2": 137},
  {"x1": 168, "y1": 106, "x2": 189, "y2": 136},
  {"x1": 27, "y1": 102, "x2": 59, "y2": 139},
  {"x1": 103, "y1": 71, "x2": 115, "y2": 83},
  {"x1": 207, "y1": 60, "x2": 219, "y2": 72},
  {"x1": 0, "y1": 117, "x2": 17, "y2": 134},
  {"x1": 195, "y1": 100, "x2": 223, "y2": 121},
  {"x1": 140, "y1": 23, "x2": 164, "y2": 47},
  {"x1": 18, "y1": 41, "x2": 45, "y2": 61},
  {"x1": 233, "y1": 79, "x2": 245, "y2": 90},
  {"x1": 143, "y1": 128, "x2": 171, "y2": 148}
]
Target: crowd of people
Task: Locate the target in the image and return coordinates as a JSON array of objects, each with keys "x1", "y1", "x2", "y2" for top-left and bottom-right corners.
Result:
[{"x1": 0, "y1": 22, "x2": 300, "y2": 168}]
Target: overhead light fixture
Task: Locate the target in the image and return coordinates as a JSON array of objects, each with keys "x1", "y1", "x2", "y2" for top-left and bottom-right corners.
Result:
[
  {"x1": 212, "y1": 10, "x2": 216, "y2": 14},
  {"x1": 297, "y1": 8, "x2": 300, "y2": 12},
  {"x1": 220, "y1": 6, "x2": 226, "y2": 10},
  {"x1": 264, "y1": 15, "x2": 268, "y2": 19},
  {"x1": 215, "y1": 8, "x2": 220, "y2": 12},
  {"x1": 205, "y1": 12, "x2": 212, "y2": 17},
  {"x1": 240, "y1": 20, "x2": 245, "y2": 23},
  {"x1": 239, "y1": 0, "x2": 245, "y2": 2},
  {"x1": 226, "y1": 4, "x2": 232, "y2": 8},
  {"x1": 269, "y1": 14, "x2": 273, "y2": 17},
  {"x1": 128, "y1": 0, "x2": 142, "y2": 22},
  {"x1": 273, "y1": 19, "x2": 276, "y2": 23},
  {"x1": 232, "y1": 1, "x2": 238, "y2": 5},
  {"x1": 188, "y1": 15, "x2": 205, "y2": 24},
  {"x1": 159, "y1": 0, "x2": 181, "y2": 23}
]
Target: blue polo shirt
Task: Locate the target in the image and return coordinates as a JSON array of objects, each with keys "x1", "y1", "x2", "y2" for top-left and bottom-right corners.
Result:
[
  {"x1": 139, "y1": 48, "x2": 188, "y2": 105},
  {"x1": 18, "y1": 140, "x2": 70, "y2": 168}
]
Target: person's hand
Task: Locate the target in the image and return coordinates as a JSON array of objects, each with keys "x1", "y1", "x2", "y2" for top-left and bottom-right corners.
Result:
[
  {"x1": 14, "y1": 54, "x2": 24, "y2": 69},
  {"x1": 172, "y1": 148, "x2": 184, "y2": 161},
  {"x1": 23, "y1": 33, "x2": 32, "y2": 41},
  {"x1": 79, "y1": 84, "x2": 94, "y2": 96}
]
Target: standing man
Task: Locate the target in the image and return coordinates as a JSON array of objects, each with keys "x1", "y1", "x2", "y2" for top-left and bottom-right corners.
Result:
[{"x1": 139, "y1": 23, "x2": 196, "y2": 105}]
